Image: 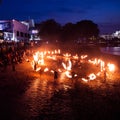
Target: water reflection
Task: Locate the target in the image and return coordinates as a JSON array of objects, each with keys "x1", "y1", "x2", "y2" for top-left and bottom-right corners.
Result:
[{"x1": 100, "y1": 47, "x2": 120, "y2": 55}]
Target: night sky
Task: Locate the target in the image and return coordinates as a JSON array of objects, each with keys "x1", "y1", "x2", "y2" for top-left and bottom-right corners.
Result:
[{"x1": 0, "y1": 0, "x2": 120, "y2": 34}]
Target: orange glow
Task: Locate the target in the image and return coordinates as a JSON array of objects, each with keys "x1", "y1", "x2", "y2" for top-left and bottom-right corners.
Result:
[
  {"x1": 73, "y1": 54, "x2": 79, "y2": 60},
  {"x1": 65, "y1": 71, "x2": 72, "y2": 78},
  {"x1": 44, "y1": 67, "x2": 49, "y2": 72},
  {"x1": 88, "y1": 73, "x2": 96, "y2": 80},
  {"x1": 81, "y1": 55, "x2": 88, "y2": 59},
  {"x1": 107, "y1": 63, "x2": 115, "y2": 72},
  {"x1": 31, "y1": 49, "x2": 116, "y2": 84},
  {"x1": 81, "y1": 78, "x2": 88, "y2": 82}
]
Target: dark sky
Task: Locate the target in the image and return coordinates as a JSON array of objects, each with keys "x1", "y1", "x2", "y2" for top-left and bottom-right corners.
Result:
[{"x1": 0, "y1": 0, "x2": 120, "y2": 34}]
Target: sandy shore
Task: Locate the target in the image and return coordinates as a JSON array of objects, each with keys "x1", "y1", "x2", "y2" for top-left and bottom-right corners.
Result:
[
  {"x1": 0, "y1": 43, "x2": 120, "y2": 92},
  {"x1": 0, "y1": 44, "x2": 120, "y2": 120}
]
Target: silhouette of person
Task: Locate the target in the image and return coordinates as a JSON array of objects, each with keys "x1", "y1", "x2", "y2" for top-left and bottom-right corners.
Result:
[{"x1": 54, "y1": 70, "x2": 58, "y2": 80}]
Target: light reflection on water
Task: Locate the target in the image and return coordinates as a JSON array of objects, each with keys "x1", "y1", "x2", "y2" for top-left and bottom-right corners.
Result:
[{"x1": 100, "y1": 47, "x2": 120, "y2": 55}]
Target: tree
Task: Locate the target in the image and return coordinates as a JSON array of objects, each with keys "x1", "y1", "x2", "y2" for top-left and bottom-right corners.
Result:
[
  {"x1": 75, "y1": 20, "x2": 99, "y2": 43},
  {"x1": 38, "y1": 19, "x2": 61, "y2": 43},
  {"x1": 36, "y1": 19, "x2": 100, "y2": 44},
  {"x1": 60, "y1": 22, "x2": 76, "y2": 43}
]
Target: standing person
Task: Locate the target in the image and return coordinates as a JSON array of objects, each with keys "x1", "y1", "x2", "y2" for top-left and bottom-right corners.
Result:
[
  {"x1": 2, "y1": 54, "x2": 8, "y2": 72},
  {"x1": 11, "y1": 52, "x2": 16, "y2": 71},
  {"x1": 103, "y1": 69, "x2": 106, "y2": 82},
  {"x1": 34, "y1": 61, "x2": 37, "y2": 71},
  {"x1": 103, "y1": 63, "x2": 107, "y2": 83},
  {"x1": 71, "y1": 71, "x2": 75, "y2": 83},
  {"x1": 54, "y1": 70, "x2": 58, "y2": 83}
]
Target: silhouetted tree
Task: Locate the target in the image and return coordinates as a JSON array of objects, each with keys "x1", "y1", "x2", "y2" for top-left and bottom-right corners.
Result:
[
  {"x1": 60, "y1": 23, "x2": 76, "y2": 43},
  {"x1": 37, "y1": 19, "x2": 100, "y2": 44},
  {"x1": 75, "y1": 20, "x2": 99, "y2": 43},
  {"x1": 38, "y1": 19, "x2": 61, "y2": 43}
]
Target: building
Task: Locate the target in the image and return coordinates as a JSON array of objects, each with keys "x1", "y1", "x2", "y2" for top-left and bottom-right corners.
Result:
[
  {"x1": 22, "y1": 19, "x2": 40, "y2": 41},
  {"x1": 112, "y1": 30, "x2": 120, "y2": 39},
  {"x1": 0, "y1": 19, "x2": 29, "y2": 42}
]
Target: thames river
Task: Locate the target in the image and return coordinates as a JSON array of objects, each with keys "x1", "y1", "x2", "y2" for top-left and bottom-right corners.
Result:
[{"x1": 100, "y1": 47, "x2": 120, "y2": 56}]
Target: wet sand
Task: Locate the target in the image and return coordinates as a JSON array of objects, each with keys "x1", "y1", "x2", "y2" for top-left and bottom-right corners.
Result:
[{"x1": 0, "y1": 44, "x2": 120, "y2": 120}]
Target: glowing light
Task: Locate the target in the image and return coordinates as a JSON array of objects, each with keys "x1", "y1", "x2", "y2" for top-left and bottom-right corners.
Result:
[
  {"x1": 65, "y1": 71, "x2": 72, "y2": 78},
  {"x1": 88, "y1": 73, "x2": 96, "y2": 80},
  {"x1": 31, "y1": 48, "x2": 116, "y2": 84},
  {"x1": 82, "y1": 78, "x2": 88, "y2": 82},
  {"x1": 81, "y1": 55, "x2": 88, "y2": 59},
  {"x1": 44, "y1": 67, "x2": 49, "y2": 72},
  {"x1": 107, "y1": 63, "x2": 115, "y2": 72},
  {"x1": 62, "y1": 59, "x2": 72, "y2": 71},
  {"x1": 73, "y1": 54, "x2": 79, "y2": 60},
  {"x1": 36, "y1": 67, "x2": 41, "y2": 72},
  {"x1": 33, "y1": 52, "x2": 39, "y2": 62}
]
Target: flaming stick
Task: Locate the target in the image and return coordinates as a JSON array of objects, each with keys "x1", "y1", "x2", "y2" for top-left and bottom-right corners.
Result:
[
  {"x1": 62, "y1": 59, "x2": 72, "y2": 78},
  {"x1": 107, "y1": 63, "x2": 115, "y2": 72},
  {"x1": 88, "y1": 73, "x2": 96, "y2": 80}
]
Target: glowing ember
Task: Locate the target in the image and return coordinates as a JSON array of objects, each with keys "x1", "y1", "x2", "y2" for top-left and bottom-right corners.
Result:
[
  {"x1": 44, "y1": 68, "x2": 49, "y2": 72},
  {"x1": 107, "y1": 63, "x2": 115, "y2": 72},
  {"x1": 65, "y1": 71, "x2": 72, "y2": 78},
  {"x1": 31, "y1": 48, "x2": 116, "y2": 83},
  {"x1": 73, "y1": 54, "x2": 79, "y2": 60},
  {"x1": 81, "y1": 78, "x2": 88, "y2": 82},
  {"x1": 81, "y1": 55, "x2": 88, "y2": 59},
  {"x1": 88, "y1": 73, "x2": 96, "y2": 80},
  {"x1": 36, "y1": 67, "x2": 41, "y2": 72}
]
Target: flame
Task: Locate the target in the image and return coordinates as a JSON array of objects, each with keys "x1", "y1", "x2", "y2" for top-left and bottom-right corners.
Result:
[
  {"x1": 65, "y1": 71, "x2": 72, "y2": 78},
  {"x1": 81, "y1": 55, "x2": 88, "y2": 59},
  {"x1": 62, "y1": 59, "x2": 72, "y2": 71},
  {"x1": 44, "y1": 67, "x2": 49, "y2": 72},
  {"x1": 107, "y1": 63, "x2": 115, "y2": 72},
  {"x1": 31, "y1": 49, "x2": 116, "y2": 84},
  {"x1": 88, "y1": 73, "x2": 96, "y2": 80},
  {"x1": 50, "y1": 70, "x2": 54, "y2": 73},
  {"x1": 58, "y1": 69, "x2": 62, "y2": 72},
  {"x1": 73, "y1": 54, "x2": 79, "y2": 60},
  {"x1": 88, "y1": 58, "x2": 105, "y2": 71},
  {"x1": 36, "y1": 67, "x2": 41, "y2": 72},
  {"x1": 62, "y1": 59, "x2": 72, "y2": 78},
  {"x1": 82, "y1": 78, "x2": 88, "y2": 82},
  {"x1": 58, "y1": 49, "x2": 61, "y2": 54},
  {"x1": 33, "y1": 52, "x2": 39, "y2": 62}
]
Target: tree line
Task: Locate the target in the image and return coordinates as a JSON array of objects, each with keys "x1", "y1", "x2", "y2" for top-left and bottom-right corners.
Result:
[{"x1": 35, "y1": 19, "x2": 100, "y2": 44}]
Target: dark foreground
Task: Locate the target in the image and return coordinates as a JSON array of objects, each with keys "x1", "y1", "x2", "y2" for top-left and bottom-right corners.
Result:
[{"x1": 0, "y1": 44, "x2": 120, "y2": 120}]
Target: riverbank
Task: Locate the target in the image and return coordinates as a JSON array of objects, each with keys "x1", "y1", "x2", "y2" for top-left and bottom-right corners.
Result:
[{"x1": 0, "y1": 44, "x2": 120, "y2": 120}]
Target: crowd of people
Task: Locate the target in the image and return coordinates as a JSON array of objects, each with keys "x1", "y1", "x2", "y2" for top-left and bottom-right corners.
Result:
[{"x1": 0, "y1": 42, "x2": 30, "y2": 72}]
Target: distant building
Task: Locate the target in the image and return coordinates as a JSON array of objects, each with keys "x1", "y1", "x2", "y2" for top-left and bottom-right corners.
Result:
[
  {"x1": 112, "y1": 30, "x2": 120, "y2": 39},
  {"x1": 100, "y1": 30, "x2": 120, "y2": 40},
  {"x1": 22, "y1": 19, "x2": 40, "y2": 41},
  {"x1": 0, "y1": 19, "x2": 29, "y2": 42},
  {"x1": 100, "y1": 34, "x2": 113, "y2": 40},
  {"x1": 0, "y1": 19, "x2": 40, "y2": 43}
]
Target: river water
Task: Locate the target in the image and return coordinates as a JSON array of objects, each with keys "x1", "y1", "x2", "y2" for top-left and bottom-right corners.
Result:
[{"x1": 100, "y1": 47, "x2": 120, "y2": 56}]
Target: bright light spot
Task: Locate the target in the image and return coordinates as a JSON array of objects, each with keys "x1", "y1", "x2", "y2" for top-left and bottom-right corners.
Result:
[
  {"x1": 107, "y1": 63, "x2": 115, "y2": 72},
  {"x1": 88, "y1": 73, "x2": 96, "y2": 80}
]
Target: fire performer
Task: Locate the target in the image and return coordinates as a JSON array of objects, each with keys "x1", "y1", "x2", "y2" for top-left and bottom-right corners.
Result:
[
  {"x1": 54, "y1": 70, "x2": 58, "y2": 81},
  {"x1": 33, "y1": 61, "x2": 37, "y2": 71},
  {"x1": 11, "y1": 52, "x2": 16, "y2": 71},
  {"x1": 103, "y1": 64, "x2": 107, "y2": 82},
  {"x1": 71, "y1": 71, "x2": 75, "y2": 83}
]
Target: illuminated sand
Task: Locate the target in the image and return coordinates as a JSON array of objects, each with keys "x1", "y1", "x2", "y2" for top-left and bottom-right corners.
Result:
[
  {"x1": 0, "y1": 43, "x2": 120, "y2": 119},
  {"x1": 0, "y1": 43, "x2": 120, "y2": 92}
]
